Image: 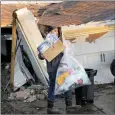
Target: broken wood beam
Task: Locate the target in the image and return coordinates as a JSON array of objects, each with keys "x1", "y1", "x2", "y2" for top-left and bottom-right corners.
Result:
[{"x1": 10, "y1": 10, "x2": 17, "y2": 90}]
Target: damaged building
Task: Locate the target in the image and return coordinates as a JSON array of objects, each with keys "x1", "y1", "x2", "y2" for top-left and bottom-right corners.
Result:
[
  {"x1": 1, "y1": 1, "x2": 115, "y2": 90},
  {"x1": 1, "y1": 1, "x2": 115, "y2": 114}
]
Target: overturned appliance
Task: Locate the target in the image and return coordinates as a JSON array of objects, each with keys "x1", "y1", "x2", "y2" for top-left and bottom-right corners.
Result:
[{"x1": 11, "y1": 8, "x2": 49, "y2": 90}]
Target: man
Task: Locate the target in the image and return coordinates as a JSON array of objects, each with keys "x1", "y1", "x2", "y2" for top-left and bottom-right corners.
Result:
[{"x1": 38, "y1": 26, "x2": 81, "y2": 114}]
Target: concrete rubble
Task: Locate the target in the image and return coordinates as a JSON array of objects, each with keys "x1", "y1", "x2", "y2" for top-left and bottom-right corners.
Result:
[
  {"x1": 8, "y1": 85, "x2": 48, "y2": 102},
  {"x1": 3, "y1": 84, "x2": 114, "y2": 114}
]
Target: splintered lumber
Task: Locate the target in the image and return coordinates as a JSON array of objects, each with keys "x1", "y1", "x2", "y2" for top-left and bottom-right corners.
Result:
[{"x1": 10, "y1": 11, "x2": 17, "y2": 90}]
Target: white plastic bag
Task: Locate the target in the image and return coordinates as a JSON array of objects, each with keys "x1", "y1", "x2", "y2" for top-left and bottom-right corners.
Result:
[
  {"x1": 63, "y1": 40, "x2": 73, "y2": 55},
  {"x1": 54, "y1": 53, "x2": 91, "y2": 95}
]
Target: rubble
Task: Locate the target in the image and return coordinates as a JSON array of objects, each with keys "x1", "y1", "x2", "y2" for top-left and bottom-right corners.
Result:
[
  {"x1": 8, "y1": 93, "x2": 17, "y2": 100},
  {"x1": 24, "y1": 95, "x2": 37, "y2": 102},
  {"x1": 41, "y1": 90, "x2": 48, "y2": 98},
  {"x1": 37, "y1": 94, "x2": 45, "y2": 100},
  {"x1": 28, "y1": 85, "x2": 47, "y2": 90},
  {"x1": 15, "y1": 91, "x2": 29, "y2": 100},
  {"x1": 30, "y1": 89, "x2": 35, "y2": 95},
  {"x1": 8, "y1": 86, "x2": 48, "y2": 102},
  {"x1": 20, "y1": 86, "x2": 26, "y2": 91},
  {"x1": 24, "y1": 89, "x2": 31, "y2": 95}
]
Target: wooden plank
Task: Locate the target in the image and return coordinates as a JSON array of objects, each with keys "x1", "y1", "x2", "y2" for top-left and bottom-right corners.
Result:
[
  {"x1": 10, "y1": 13, "x2": 17, "y2": 90},
  {"x1": 43, "y1": 40, "x2": 65, "y2": 62}
]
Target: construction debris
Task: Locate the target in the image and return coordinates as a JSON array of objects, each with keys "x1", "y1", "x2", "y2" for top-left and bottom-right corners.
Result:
[
  {"x1": 37, "y1": 94, "x2": 45, "y2": 100},
  {"x1": 24, "y1": 95, "x2": 37, "y2": 102},
  {"x1": 8, "y1": 87, "x2": 48, "y2": 102}
]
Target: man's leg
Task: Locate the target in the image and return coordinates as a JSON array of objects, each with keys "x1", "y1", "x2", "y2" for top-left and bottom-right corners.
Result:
[
  {"x1": 47, "y1": 71, "x2": 61, "y2": 114},
  {"x1": 64, "y1": 90, "x2": 73, "y2": 107},
  {"x1": 64, "y1": 90, "x2": 81, "y2": 113},
  {"x1": 48, "y1": 72, "x2": 56, "y2": 102}
]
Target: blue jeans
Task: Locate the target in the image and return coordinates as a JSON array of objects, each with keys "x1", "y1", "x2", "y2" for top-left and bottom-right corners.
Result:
[{"x1": 48, "y1": 70, "x2": 72, "y2": 102}]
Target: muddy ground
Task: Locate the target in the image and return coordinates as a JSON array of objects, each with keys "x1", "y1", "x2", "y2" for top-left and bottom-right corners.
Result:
[{"x1": 1, "y1": 64, "x2": 115, "y2": 114}]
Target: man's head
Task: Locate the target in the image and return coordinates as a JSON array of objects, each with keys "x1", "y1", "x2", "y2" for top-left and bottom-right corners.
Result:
[{"x1": 47, "y1": 26, "x2": 58, "y2": 36}]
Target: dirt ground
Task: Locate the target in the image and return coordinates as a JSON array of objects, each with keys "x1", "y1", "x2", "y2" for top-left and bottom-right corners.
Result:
[{"x1": 1, "y1": 64, "x2": 115, "y2": 114}]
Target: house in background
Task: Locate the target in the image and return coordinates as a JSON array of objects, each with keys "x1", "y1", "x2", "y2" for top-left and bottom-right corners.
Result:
[
  {"x1": 61, "y1": 22, "x2": 115, "y2": 84},
  {"x1": 1, "y1": 1, "x2": 115, "y2": 85}
]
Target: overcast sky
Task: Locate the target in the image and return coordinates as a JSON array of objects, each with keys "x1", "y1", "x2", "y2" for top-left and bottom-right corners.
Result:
[{"x1": 1, "y1": 1, "x2": 62, "y2": 4}]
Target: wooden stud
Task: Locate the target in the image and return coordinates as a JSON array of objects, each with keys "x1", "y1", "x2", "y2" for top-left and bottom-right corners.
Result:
[{"x1": 10, "y1": 11, "x2": 17, "y2": 90}]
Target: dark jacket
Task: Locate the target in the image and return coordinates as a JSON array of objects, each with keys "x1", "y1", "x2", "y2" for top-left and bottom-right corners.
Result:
[{"x1": 38, "y1": 53, "x2": 63, "y2": 73}]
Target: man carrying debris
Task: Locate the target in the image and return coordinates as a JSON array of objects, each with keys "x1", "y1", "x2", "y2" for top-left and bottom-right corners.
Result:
[{"x1": 38, "y1": 26, "x2": 81, "y2": 114}]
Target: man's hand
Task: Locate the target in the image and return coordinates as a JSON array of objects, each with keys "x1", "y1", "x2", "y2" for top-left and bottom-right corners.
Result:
[
  {"x1": 38, "y1": 53, "x2": 45, "y2": 60},
  {"x1": 41, "y1": 54, "x2": 45, "y2": 59}
]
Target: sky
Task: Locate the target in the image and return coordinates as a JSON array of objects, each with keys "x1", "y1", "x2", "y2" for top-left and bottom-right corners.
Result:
[{"x1": 1, "y1": 1, "x2": 62, "y2": 4}]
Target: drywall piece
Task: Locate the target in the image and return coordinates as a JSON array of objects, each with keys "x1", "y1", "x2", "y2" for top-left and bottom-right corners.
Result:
[
  {"x1": 15, "y1": 8, "x2": 49, "y2": 86},
  {"x1": 14, "y1": 61, "x2": 30, "y2": 90},
  {"x1": 14, "y1": 40, "x2": 33, "y2": 90}
]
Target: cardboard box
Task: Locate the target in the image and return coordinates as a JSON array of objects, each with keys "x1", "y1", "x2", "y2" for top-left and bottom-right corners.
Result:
[{"x1": 43, "y1": 40, "x2": 65, "y2": 62}]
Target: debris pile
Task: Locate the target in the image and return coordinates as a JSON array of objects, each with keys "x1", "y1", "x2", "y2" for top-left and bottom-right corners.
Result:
[{"x1": 8, "y1": 85, "x2": 48, "y2": 102}]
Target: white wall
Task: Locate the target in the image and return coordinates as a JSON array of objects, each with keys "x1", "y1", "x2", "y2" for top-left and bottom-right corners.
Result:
[{"x1": 62, "y1": 22, "x2": 115, "y2": 84}]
